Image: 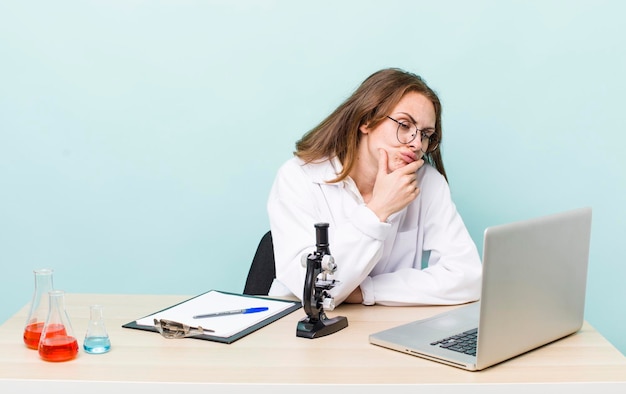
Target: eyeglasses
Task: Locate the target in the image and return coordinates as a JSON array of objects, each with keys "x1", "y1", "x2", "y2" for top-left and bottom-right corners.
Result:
[
  {"x1": 386, "y1": 116, "x2": 440, "y2": 153},
  {"x1": 153, "y1": 318, "x2": 214, "y2": 339}
]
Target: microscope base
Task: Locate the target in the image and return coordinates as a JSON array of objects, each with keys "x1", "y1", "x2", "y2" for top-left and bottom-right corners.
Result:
[{"x1": 296, "y1": 315, "x2": 348, "y2": 339}]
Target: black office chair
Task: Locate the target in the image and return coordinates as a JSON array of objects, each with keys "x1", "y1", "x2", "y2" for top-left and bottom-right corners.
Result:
[{"x1": 243, "y1": 231, "x2": 276, "y2": 295}]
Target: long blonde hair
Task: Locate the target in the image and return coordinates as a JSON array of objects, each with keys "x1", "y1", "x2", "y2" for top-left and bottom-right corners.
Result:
[{"x1": 295, "y1": 68, "x2": 446, "y2": 182}]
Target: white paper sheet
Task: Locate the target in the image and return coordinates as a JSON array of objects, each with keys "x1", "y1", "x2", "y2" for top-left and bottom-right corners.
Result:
[{"x1": 135, "y1": 291, "x2": 297, "y2": 338}]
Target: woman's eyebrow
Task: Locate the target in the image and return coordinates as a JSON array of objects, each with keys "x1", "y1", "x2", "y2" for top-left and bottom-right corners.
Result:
[
  {"x1": 398, "y1": 112, "x2": 435, "y2": 129},
  {"x1": 397, "y1": 112, "x2": 417, "y2": 124}
]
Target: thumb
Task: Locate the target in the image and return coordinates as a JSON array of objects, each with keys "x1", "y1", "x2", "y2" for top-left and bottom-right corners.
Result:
[{"x1": 377, "y1": 149, "x2": 389, "y2": 175}]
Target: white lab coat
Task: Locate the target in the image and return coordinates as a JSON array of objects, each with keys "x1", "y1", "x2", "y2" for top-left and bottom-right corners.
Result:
[{"x1": 267, "y1": 156, "x2": 481, "y2": 306}]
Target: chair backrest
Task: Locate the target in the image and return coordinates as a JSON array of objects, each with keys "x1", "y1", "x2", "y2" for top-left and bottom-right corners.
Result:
[{"x1": 243, "y1": 231, "x2": 276, "y2": 295}]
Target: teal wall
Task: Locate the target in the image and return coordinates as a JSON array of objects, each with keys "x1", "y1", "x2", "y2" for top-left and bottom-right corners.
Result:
[{"x1": 1, "y1": 1, "x2": 624, "y2": 355}]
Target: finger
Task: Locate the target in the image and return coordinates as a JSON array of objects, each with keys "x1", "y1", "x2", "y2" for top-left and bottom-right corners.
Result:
[
  {"x1": 399, "y1": 159, "x2": 422, "y2": 175},
  {"x1": 412, "y1": 158, "x2": 425, "y2": 171}
]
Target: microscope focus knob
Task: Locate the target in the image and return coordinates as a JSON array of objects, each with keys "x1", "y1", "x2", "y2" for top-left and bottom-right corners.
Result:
[
  {"x1": 322, "y1": 297, "x2": 336, "y2": 311},
  {"x1": 321, "y1": 255, "x2": 336, "y2": 273},
  {"x1": 301, "y1": 253, "x2": 310, "y2": 268}
]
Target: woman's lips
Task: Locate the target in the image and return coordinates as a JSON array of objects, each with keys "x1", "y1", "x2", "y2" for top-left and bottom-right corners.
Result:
[{"x1": 400, "y1": 151, "x2": 418, "y2": 164}]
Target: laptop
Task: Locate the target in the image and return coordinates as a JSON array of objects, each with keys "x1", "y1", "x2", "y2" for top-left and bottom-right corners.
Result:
[{"x1": 369, "y1": 207, "x2": 592, "y2": 371}]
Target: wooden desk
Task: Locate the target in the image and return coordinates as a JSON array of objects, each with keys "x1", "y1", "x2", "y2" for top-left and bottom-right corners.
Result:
[{"x1": 1, "y1": 293, "x2": 625, "y2": 393}]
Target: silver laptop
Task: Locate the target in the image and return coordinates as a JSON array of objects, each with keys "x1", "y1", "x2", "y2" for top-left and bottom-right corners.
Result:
[{"x1": 369, "y1": 207, "x2": 592, "y2": 371}]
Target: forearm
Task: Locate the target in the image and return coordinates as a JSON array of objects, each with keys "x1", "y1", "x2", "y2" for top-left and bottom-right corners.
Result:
[{"x1": 367, "y1": 255, "x2": 482, "y2": 306}]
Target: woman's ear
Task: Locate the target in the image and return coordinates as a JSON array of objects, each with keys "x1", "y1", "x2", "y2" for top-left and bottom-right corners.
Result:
[{"x1": 359, "y1": 122, "x2": 371, "y2": 134}]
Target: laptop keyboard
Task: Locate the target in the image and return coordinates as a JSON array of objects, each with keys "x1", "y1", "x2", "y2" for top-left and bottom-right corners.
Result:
[{"x1": 430, "y1": 328, "x2": 478, "y2": 356}]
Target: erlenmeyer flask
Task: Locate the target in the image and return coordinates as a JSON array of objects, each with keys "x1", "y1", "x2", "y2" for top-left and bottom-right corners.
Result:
[
  {"x1": 23, "y1": 268, "x2": 54, "y2": 349},
  {"x1": 83, "y1": 305, "x2": 111, "y2": 354},
  {"x1": 38, "y1": 290, "x2": 79, "y2": 362}
]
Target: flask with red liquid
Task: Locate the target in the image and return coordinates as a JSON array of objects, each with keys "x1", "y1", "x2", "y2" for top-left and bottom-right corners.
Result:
[
  {"x1": 38, "y1": 290, "x2": 79, "y2": 362},
  {"x1": 23, "y1": 268, "x2": 54, "y2": 349}
]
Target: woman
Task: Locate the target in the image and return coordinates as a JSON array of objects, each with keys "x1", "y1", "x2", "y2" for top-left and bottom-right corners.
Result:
[{"x1": 267, "y1": 68, "x2": 481, "y2": 306}]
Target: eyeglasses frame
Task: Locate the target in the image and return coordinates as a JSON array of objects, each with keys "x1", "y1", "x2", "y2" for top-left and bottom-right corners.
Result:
[{"x1": 386, "y1": 116, "x2": 440, "y2": 153}]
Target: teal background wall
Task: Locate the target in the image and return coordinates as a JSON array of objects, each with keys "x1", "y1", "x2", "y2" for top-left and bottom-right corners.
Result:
[{"x1": 1, "y1": 1, "x2": 624, "y2": 355}]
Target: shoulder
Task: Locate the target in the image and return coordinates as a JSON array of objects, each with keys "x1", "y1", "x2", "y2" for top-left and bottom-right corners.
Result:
[
  {"x1": 276, "y1": 156, "x2": 339, "y2": 184},
  {"x1": 277, "y1": 156, "x2": 305, "y2": 174}
]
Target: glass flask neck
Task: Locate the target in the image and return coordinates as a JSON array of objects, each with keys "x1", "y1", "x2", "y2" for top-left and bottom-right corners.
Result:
[
  {"x1": 23, "y1": 268, "x2": 55, "y2": 349},
  {"x1": 90, "y1": 305, "x2": 104, "y2": 321}
]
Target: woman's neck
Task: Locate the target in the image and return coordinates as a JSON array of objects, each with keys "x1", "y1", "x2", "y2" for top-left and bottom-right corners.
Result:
[{"x1": 348, "y1": 156, "x2": 377, "y2": 204}]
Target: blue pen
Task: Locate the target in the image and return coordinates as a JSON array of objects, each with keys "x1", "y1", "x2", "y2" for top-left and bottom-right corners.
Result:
[{"x1": 193, "y1": 307, "x2": 269, "y2": 319}]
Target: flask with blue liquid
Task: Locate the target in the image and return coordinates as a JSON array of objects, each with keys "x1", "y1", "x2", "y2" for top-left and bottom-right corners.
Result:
[{"x1": 83, "y1": 305, "x2": 111, "y2": 354}]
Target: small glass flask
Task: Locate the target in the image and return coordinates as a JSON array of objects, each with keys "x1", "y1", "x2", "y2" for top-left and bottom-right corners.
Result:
[
  {"x1": 23, "y1": 268, "x2": 54, "y2": 349},
  {"x1": 38, "y1": 290, "x2": 79, "y2": 362},
  {"x1": 83, "y1": 305, "x2": 111, "y2": 354}
]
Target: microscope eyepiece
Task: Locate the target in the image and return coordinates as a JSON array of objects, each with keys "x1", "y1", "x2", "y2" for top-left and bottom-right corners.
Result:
[{"x1": 314, "y1": 222, "x2": 329, "y2": 249}]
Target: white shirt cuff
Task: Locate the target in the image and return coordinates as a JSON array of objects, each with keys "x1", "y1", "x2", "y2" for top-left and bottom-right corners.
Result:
[{"x1": 360, "y1": 276, "x2": 375, "y2": 305}]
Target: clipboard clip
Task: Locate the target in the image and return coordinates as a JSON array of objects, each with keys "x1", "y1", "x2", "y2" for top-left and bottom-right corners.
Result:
[{"x1": 153, "y1": 318, "x2": 214, "y2": 339}]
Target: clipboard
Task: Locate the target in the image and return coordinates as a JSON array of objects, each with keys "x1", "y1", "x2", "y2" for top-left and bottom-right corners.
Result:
[{"x1": 122, "y1": 290, "x2": 301, "y2": 344}]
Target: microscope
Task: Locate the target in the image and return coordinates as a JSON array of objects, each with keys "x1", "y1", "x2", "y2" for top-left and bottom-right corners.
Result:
[{"x1": 296, "y1": 223, "x2": 348, "y2": 338}]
